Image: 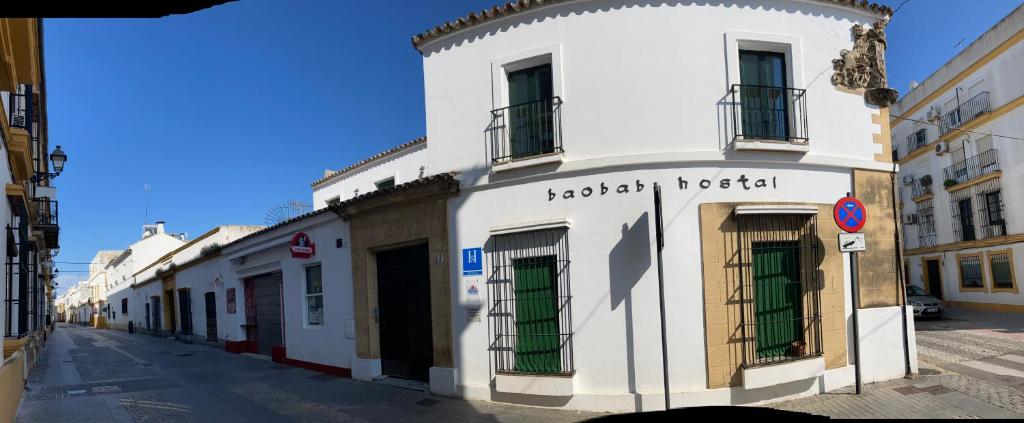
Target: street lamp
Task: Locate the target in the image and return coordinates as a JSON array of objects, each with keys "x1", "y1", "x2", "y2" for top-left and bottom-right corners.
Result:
[{"x1": 30, "y1": 145, "x2": 67, "y2": 183}]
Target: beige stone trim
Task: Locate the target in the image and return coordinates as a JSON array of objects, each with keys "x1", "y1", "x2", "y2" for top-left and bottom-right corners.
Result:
[
  {"x1": 955, "y1": 252, "x2": 987, "y2": 293},
  {"x1": 853, "y1": 169, "x2": 901, "y2": 308},
  {"x1": 872, "y1": 107, "x2": 893, "y2": 163}
]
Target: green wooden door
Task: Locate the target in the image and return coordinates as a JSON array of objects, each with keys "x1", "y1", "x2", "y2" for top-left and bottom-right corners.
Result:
[
  {"x1": 512, "y1": 256, "x2": 560, "y2": 374},
  {"x1": 507, "y1": 64, "x2": 554, "y2": 159},
  {"x1": 752, "y1": 242, "x2": 803, "y2": 359}
]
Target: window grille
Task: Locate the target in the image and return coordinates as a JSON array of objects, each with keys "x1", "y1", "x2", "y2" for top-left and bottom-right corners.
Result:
[
  {"x1": 488, "y1": 228, "x2": 573, "y2": 375},
  {"x1": 916, "y1": 200, "x2": 936, "y2": 248},
  {"x1": 989, "y1": 251, "x2": 1015, "y2": 290},
  {"x1": 957, "y1": 254, "x2": 984, "y2": 289},
  {"x1": 736, "y1": 213, "x2": 823, "y2": 367},
  {"x1": 949, "y1": 178, "x2": 1002, "y2": 242}
]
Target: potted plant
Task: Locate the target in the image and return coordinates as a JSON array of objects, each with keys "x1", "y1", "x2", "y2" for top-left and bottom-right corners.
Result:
[
  {"x1": 943, "y1": 178, "x2": 957, "y2": 188},
  {"x1": 789, "y1": 340, "x2": 807, "y2": 357},
  {"x1": 920, "y1": 175, "x2": 932, "y2": 186}
]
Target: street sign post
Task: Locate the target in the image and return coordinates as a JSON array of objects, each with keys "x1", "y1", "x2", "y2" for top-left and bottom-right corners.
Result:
[{"x1": 835, "y1": 195, "x2": 866, "y2": 395}]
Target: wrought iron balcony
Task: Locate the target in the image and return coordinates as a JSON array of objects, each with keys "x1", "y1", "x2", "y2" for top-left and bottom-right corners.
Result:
[
  {"x1": 489, "y1": 97, "x2": 563, "y2": 164},
  {"x1": 33, "y1": 198, "x2": 59, "y2": 248},
  {"x1": 940, "y1": 92, "x2": 990, "y2": 136},
  {"x1": 8, "y1": 90, "x2": 33, "y2": 133},
  {"x1": 943, "y1": 149, "x2": 999, "y2": 187},
  {"x1": 905, "y1": 128, "x2": 928, "y2": 155},
  {"x1": 911, "y1": 176, "x2": 933, "y2": 198},
  {"x1": 730, "y1": 84, "x2": 808, "y2": 144}
]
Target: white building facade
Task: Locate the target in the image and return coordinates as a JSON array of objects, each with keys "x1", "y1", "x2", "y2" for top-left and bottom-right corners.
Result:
[{"x1": 893, "y1": 4, "x2": 1024, "y2": 313}]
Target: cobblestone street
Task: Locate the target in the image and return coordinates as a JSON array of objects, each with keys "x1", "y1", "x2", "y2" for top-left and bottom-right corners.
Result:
[
  {"x1": 16, "y1": 324, "x2": 600, "y2": 423},
  {"x1": 772, "y1": 308, "x2": 1024, "y2": 418}
]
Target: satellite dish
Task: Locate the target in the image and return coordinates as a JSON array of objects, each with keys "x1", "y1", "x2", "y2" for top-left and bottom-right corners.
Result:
[{"x1": 264, "y1": 201, "x2": 313, "y2": 226}]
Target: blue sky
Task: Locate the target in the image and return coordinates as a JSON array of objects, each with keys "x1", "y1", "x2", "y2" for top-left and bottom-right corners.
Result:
[{"x1": 46, "y1": 0, "x2": 1021, "y2": 292}]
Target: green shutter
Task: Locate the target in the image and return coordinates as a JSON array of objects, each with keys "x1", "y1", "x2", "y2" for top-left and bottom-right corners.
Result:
[
  {"x1": 507, "y1": 64, "x2": 554, "y2": 159},
  {"x1": 513, "y1": 256, "x2": 561, "y2": 374},
  {"x1": 739, "y1": 50, "x2": 788, "y2": 140},
  {"x1": 752, "y1": 242, "x2": 803, "y2": 359}
]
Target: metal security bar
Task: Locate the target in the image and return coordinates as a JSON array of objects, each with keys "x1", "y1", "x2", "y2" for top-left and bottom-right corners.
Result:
[
  {"x1": 33, "y1": 198, "x2": 58, "y2": 226},
  {"x1": 730, "y1": 84, "x2": 808, "y2": 144},
  {"x1": 949, "y1": 177, "x2": 1002, "y2": 242},
  {"x1": 736, "y1": 214, "x2": 823, "y2": 368},
  {"x1": 940, "y1": 92, "x2": 990, "y2": 136},
  {"x1": 905, "y1": 128, "x2": 928, "y2": 155},
  {"x1": 489, "y1": 97, "x2": 563, "y2": 164},
  {"x1": 957, "y1": 255, "x2": 984, "y2": 288},
  {"x1": 7, "y1": 85, "x2": 32, "y2": 133},
  {"x1": 943, "y1": 149, "x2": 999, "y2": 186},
  {"x1": 911, "y1": 176, "x2": 933, "y2": 198},
  {"x1": 916, "y1": 200, "x2": 937, "y2": 248},
  {"x1": 488, "y1": 228, "x2": 574, "y2": 376}
]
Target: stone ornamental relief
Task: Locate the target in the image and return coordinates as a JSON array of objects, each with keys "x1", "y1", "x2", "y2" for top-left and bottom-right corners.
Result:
[{"x1": 831, "y1": 18, "x2": 899, "y2": 107}]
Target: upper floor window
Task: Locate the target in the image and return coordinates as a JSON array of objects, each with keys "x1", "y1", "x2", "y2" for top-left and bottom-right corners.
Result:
[
  {"x1": 325, "y1": 196, "x2": 341, "y2": 207},
  {"x1": 305, "y1": 264, "x2": 324, "y2": 326},
  {"x1": 375, "y1": 177, "x2": 395, "y2": 190},
  {"x1": 491, "y1": 62, "x2": 563, "y2": 164},
  {"x1": 731, "y1": 50, "x2": 807, "y2": 146}
]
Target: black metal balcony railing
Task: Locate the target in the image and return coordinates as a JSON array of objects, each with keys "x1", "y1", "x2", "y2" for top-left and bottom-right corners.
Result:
[
  {"x1": 8, "y1": 90, "x2": 32, "y2": 133},
  {"x1": 905, "y1": 128, "x2": 928, "y2": 155},
  {"x1": 943, "y1": 149, "x2": 999, "y2": 186},
  {"x1": 940, "y1": 92, "x2": 991, "y2": 136},
  {"x1": 489, "y1": 97, "x2": 563, "y2": 164},
  {"x1": 33, "y1": 198, "x2": 58, "y2": 226},
  {"x1": 731, "y1": 85, "x2": 808, "y2": 144},
  {"x1": 911, "y1": 176, "x2": 933, "y2": 198}
]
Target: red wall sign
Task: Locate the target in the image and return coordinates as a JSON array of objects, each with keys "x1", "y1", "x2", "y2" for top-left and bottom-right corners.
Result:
[
  {"x1": 833, "y1": 197, "x2": 867, "y2": 233},
  {"x1": 290, "y1": 232, "x2": 316, "y2": 259}
]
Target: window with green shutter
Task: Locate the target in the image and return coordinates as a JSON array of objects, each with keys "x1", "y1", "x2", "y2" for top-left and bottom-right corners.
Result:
[
  {"x1": 507, "y1": 64, "x2": 555, "y2": 159},
  {"x1": 752, "y1": 242, "x2": 803, "y2": 359},
  {"x1": 512, "y1": 256, "x2": 560, "y2": 374}
]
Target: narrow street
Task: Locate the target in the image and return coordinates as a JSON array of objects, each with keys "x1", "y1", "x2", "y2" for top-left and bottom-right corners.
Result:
[{"x1": 16, "y1": 324, "x2": 599, "y2": 423}]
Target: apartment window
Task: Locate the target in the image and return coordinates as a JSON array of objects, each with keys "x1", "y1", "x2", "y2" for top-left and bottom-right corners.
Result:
[
  {"x1": 988, "y1": 250, "x2": 1016, "y2": 291},
  {"x1": 736, "y1": 213, "x2": 822, "y2": 367},
  {"x1": 489, "y1": 61, "x2": 563, "y2": 164},
  {"x1": 305, "y1": 265, "x2": 323, "y2": 326},
  {"x1": 985, "y1": 191, "x2": 1004, "y2": 226},
  {"x1": 489, "y1": 227, "x2": 573, "y2": 375},
  {"x1": 958, "y1": 198, "x2": 976, "y2": 242},
  {"x1": 737, "y1": 50, "x2": 792, "y2": 142},
  {"x1": 374, "y1": 178, "x2": 395, "y2": 190},
  {"x1": 122, "y1": 298, "x2": 128, "y2": 313},
  {"x1": 957, "y1": 254, "x2": 985, "y2": 290},
  {"x1": 325, "y1": 196, "x2": 341, "y2": 207}
]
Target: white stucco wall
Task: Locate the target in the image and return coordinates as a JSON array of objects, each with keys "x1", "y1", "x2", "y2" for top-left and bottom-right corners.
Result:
[
  {"x1": 312, "y1": 144, "x2": 428, "y2": 209},
  {"x1": 221, "y1": 213, "x2": 357, "y2": 370}
]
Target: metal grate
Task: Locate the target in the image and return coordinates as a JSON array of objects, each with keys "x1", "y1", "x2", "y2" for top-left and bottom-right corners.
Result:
[
  {"x1": 489, "y1": 97, "x2": 563, "y2": 164},
  {"x1": 957, "y1": 255, "x2": 984, "y2": 289},
  {"x1": 949, "y1": 178, "x2": 1001, "y2": 242},
  {"x1": 916, "y1": 200, "x2": 937, "y2": 248},
  {"x1": 730, "y1": 84, "x2": 809, "y2": 144},
  {"x1": 989, "y1": 252, "x2": 1013, "y2": 289},
  {"x1": 940, "y1": 92, "x2": 990, "y2": 136},
  {"x1": 488, "y1": 228, "x2": 574, "y2": 376},
  {"x1": 736, "y1": 214, "x2": 823, "y2": 368},
  {"x1": 905, "y1": 128, "x2": 928, "y2": 155},
  {"x1": 943, "y1": 149, "x2": 999, "y2": 186}
]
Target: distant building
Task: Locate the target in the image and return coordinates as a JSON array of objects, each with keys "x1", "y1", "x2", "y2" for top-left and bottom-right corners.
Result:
[{"x1": 892, "y1": 3, "x2": 1024, "y2": 313}]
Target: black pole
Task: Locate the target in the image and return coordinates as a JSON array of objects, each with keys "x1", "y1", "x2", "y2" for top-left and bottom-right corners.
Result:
[
  {"x1": 654, "y1": 183, "x2": 670, "y2": 410},
  {"x1": 847, "y1": 191, "x2": 863, "y2": 395}
]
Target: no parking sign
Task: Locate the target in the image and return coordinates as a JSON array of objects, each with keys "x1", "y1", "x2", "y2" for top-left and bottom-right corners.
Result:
[{"x1": 833, "y1": 197, "x2": 867, "y2": 233}]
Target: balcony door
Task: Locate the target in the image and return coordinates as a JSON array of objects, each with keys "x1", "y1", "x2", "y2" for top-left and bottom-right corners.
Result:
[
  {"x1": 739, "y1": 50, "x2": 789, "y2": 141},
  {"x1": 507, "y1": 64, "x2": 554, "y2": 159},
  {"x1": 958, "y1": 199, "x2": 976, "y2": 241}
]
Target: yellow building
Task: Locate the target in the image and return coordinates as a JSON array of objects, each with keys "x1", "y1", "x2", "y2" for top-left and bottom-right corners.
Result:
[{"x1": 0, "y1": 18, "x2": 65, "y2": 422}]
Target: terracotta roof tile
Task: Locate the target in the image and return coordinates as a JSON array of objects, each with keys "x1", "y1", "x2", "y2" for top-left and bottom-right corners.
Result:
[
  {"x1": 412, "y1": 0, "x2": 893, "y2": 51},
  {"x1": 311, "y1": 137, "x2": 427, "y2": 187}
]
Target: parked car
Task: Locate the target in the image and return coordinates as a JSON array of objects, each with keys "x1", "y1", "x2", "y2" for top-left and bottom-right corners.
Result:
[{"x1": 907, "y1": 285, "x2": 943, "y2": 319}]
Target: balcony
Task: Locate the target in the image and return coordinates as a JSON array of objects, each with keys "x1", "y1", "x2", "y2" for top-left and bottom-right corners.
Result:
[
  {"x1": 943, "y1": 149, "x2": 999, "y2": 189},
  {"x1": 33, "y1": 198, "x2": 58, "y2": 248},
  {"x1": 489, "y1": 97, "x2": 563, "y2": 165},
  {"x1": 730, "y1": 84, "x2": 808, "y2": 151},
  {"x1": 939, "y1": 92, "x2": 990, "y2": 137},
  {"x1": 904, "y1": 128, "x2": 928, "y2": 156},
  {"x1": 7, "y1": 91, "x2": 32, "y2": 133},
  {"x1": 911, "y1": 176, "x2": 933, "y2": 200}
]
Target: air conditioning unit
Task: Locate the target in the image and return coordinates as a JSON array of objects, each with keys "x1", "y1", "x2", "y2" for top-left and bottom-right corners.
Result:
[
  {"x1": 903, "y1": 214, "x2": 919, "y2": 225},
  {"x1": 927, "y1": 105, "x2": 942, "y2": 122},
  {"x1": 935, "y1": 141, "x2": 949, "y2": 155},
  {"x1": 902, "y1": 175, "x2": 915, "y2": 185}
]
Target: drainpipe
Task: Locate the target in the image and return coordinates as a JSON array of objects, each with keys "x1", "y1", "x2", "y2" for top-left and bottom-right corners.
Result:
[{"x1": 892, "y1": 161, "x2": 913, "y2": 377}]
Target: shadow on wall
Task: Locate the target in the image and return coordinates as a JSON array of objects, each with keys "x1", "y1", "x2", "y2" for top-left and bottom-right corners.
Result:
[{"x1": 609, "y1": 212, "x2": 652, "y2": 410}]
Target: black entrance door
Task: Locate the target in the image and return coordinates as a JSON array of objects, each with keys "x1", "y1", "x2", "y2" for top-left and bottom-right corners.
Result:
[
  {"x1": 150, "y1": 296, "x2": 161, "y2": 335},
  {"x1": 376, "y1": 243, "x2": 433, "y2": 382},
  {"x1": 926, "y1": 259, "x2": 943, "y2": 300},
  {"x1": 205, "y1": 292, "x2": 218, "y2": 342},
  {"x1": 165, "y1": 290, "x2": 177, "y2": 335},
  {"x1": 253, "y1": 273, "x2": 283, "y2": 355}
]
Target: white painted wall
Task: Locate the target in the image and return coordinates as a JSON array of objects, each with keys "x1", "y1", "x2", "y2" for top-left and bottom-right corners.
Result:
[
  {"x1": 105, "y1": 232, "x2": 187, "y2": 330},
  {"x1": 221, "y1": 213, "x2": 356, "y2": 370},
  {"x1": 312, "y1": 144, "x2": 428, "y2": 209},
  {"x1": 416, "y1": 0, "x2": 896, "y2": 411}
]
